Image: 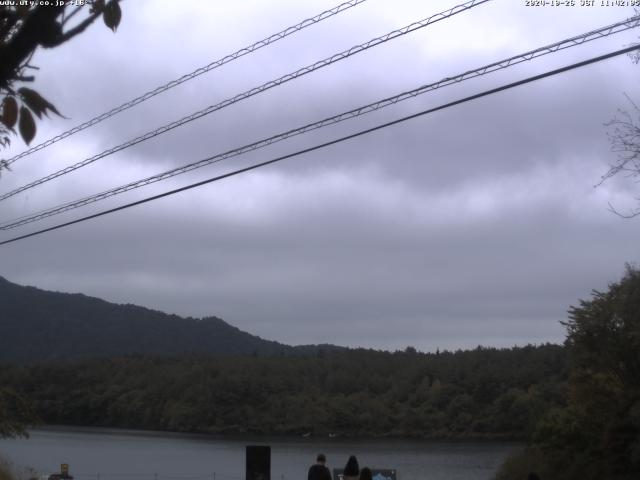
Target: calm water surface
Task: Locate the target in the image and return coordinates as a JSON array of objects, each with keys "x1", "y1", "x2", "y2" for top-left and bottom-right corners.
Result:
[{"x1": 0, "y1": 427, "x2": 520, "y2": 480}]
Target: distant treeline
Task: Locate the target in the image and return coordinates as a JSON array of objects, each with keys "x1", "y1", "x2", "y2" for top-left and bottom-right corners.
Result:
[{"x1": 0, "y1": 344, "x2": 566, "y2": 438}]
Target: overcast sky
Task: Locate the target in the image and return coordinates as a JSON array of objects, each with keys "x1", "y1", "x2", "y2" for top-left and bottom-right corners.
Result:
[{"x1": 0, "y1": 0, "x2": 638, "y2": 351}]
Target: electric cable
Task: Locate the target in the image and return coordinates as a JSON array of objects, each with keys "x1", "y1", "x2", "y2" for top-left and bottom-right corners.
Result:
[
  {"x1": 1, "y1": 44, "x2": 636, "y2": 247},
  {"x1": 1, "y1": 15, "x2": 637, "y2": 231},
  {"x1": 2, "y1": 0, "x2": 369, "y2": 166},
  {"x1": 0, "y1": 0, "x2": 490, "y2": 203}
]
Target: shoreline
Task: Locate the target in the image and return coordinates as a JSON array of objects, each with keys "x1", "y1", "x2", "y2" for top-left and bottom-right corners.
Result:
[{"x1": 28, "y1": 424, "x2": 525, "y2": 445}]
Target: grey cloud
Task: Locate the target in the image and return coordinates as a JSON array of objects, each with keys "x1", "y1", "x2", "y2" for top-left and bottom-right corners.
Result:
[{"x1": 1, "y1": 0, "x2": 639, "y2": 351}]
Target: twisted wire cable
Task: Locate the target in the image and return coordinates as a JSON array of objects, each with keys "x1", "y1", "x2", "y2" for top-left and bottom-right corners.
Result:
[
  {"x1": 1, "y1": 14, "x2": 637, "y2": 231},
  {"x1": 1, "y1": 44, "x2": 637, "y2": 247},
  {"x1": 3, "y1": 0, "x2": 369, "y2": 166},
  {"x1": 0, "y1": 0, "x2": 491, "y2": 203}
]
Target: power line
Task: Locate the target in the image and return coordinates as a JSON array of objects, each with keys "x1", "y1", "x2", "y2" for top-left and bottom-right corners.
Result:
[
  {"x1": 1, "y1": 15, "x2": 637, "y2": 231},
  {"x1": 1, "y1": 44, "x2": 637, "y2": 248},
  {"x1": 2, "y1": 0, "x2": 369, "y2": 167},
  {"x1": 0, "y1": 0, "x2": 491, "y2": 203}
]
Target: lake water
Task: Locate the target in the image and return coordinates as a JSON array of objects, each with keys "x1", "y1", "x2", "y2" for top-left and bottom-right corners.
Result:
[{"x1": 0, "y1": 428, "x2": 520, "y2": 480}]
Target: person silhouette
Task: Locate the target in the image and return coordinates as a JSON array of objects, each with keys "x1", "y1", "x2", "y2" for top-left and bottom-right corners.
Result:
[
  {"x1": 343, "y1": 456, "x2": 359, "y2": 480},
  {"x1": 308, "y1": 453, "x2": 332, "y2": 480},
  {"x1": 359, "y1": 467, "x2": 372, "y2": 480}
]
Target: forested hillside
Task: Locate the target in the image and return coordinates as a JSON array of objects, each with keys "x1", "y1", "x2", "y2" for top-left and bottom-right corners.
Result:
[
  {"x1": 0, "y1": 345, "x2": 566, "y2": 438},
  {"x1": 0, "y1": 276, "x2": 341, "y2": 362}
]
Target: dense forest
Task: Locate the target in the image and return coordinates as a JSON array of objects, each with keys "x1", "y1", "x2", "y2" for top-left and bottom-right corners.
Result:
[
  {"x1": 0, "y1": 344, "x2": 566, "y2": 439},
  {"x1": 2, "y1": 268, "x2": 639, "y2": 479}
]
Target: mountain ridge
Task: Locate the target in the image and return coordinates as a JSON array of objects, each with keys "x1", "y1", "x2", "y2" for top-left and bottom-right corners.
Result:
[{"x1": 0, "y1": 276, "x2": 341, "y2": 363}]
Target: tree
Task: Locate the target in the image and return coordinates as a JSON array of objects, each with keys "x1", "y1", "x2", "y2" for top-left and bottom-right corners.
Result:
[
  {"x1": 0, "y1": 0, "x2": 122, "y2": 172},
  {"x1": 0, "y1": 387, "x2": 38, "y2": 438},
  {"x1": 602, "y1": 97, "x2": 640, "y2": 217},
  {"x1": 600, "y1": 43, "x2": 640, "y2": 218},
  {"x1": 527, "y1": 266, "x2": 640, "y2": 479},
  {"x1": 0, "y1": 0, "x2": 121, "y2": 434},
  {"x1": 564, "y1": 265, "x2": 640, "y2": 395},
  {"x1": 562, "y1": 265, "x2": 640, "y2": 475}
]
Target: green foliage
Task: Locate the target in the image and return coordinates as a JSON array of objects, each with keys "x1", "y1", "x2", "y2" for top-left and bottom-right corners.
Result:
[
  {"x1": 0, "y1": 461, "x2": 14, "y2": 480},
  {"x1": 0, "y1": 456, "x2": 39, "y2": 480},
  {"x1": 101, "y1": 0, "x2": 122, "y2": 32},
  {"x1": 0, "y1": 1, "x2": 122, "y2": 151},
  {"x1": 17, "y1": 105, "x2": 35, "y2": 145},
  {"x1": 0, "y1": 387, "x2": 38, "y2": 438},
  {"x1": 1, "y1": 96, "x2": 17, "y2": 128},
  {"x1": 1, "y1": 89, "x2": 61, "y2": 146},
  {"x1": 494, "y1": 447, "x2": 549, "y2": 480},
  {"x1": 0, "y1": 344, "x2": 566, "y2": 439},
  {"x1": 564, "y1": 266, "x2": 640, "y2": 388},
  {"x1": 499, "y1": 265, "x2": 640, "y2": 479},
  {"x1": 541, "y1": 266, "x2": 640, "y2": 478}
]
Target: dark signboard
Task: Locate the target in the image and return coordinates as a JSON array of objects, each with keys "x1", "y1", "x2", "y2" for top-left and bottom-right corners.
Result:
[{"x1": 246, "y1": 445, "x2": 270, "y2": 480}]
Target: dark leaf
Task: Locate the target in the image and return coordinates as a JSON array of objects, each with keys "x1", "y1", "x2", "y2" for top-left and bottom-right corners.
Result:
[
  {"x1": 2, "y1": 97, "x2": 18, "y2": 128},
  {"x1": 90, "y1": 0, "x2": 106, "y2": 14},
  {"x1": 18, "y1": 87, "x2": 62, "y2": 119},
  {"x1": 18, "y1": 107, "x2": 36, "y2": 145},
  {"x1": 103, "y1": 0, "x2": 121, "y2": 32}
]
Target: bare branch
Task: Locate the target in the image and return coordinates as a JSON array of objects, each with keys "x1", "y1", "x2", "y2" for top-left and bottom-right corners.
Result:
[
  {"x1": 607, "y1": 201, "x2": 640, "y2": 219},
  {"x1": 600, "y1": 93, "x2": 640, "y2": 217},
  {"x1": 0, "y1": 6, "x2": 64, "y2": 87},
  {"x1": 61, "y1": 5, "x2": 83, "y2": 26},
  {"x1": 55, "y1": 6, "x2": 105, "y2": 45}
]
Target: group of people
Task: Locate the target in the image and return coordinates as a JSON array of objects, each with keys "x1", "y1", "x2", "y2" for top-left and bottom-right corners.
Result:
[{"x1": 308, "y1": 454, "x2": 373, "y2": 480}]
